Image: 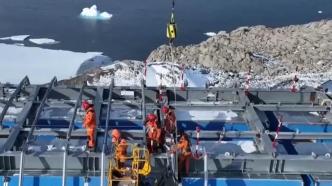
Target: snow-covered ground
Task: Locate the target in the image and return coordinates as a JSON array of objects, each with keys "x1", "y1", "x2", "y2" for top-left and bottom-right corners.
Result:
[
  {"x1": 29, "y1": 38, "x2": 59, "y2": 45},
  {"x1": 80, "y1": 5, "x2": 112, "y2": 20},
  {"x1": 88, "y1": 60, "x2": 330, "y2": 89},
  {"x1": 0, "y1": 35, "x2": 30, "y2": 41},
  {"x1": 0, "y1": 43, "x2": 101, "y2": 84}
]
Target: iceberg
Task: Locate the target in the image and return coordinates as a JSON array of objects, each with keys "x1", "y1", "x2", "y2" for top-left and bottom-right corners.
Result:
[
  {"x1": 80, "y1": 5, "x2": 113, "y2": 20},
  {"x1": 0, "y1": 35, "x2": 30, "y2": 41},
  {"x1": 29, "y1": 38, "x2": 59, "y2": 45}
]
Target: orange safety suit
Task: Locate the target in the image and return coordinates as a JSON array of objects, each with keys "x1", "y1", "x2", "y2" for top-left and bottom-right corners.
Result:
[
  {"x1": 83, "y1": 107, "x2": 96, "y2": 148},
  {"x1": 115, "y1": 139, "x2": 128, "y2": 168},
  {"x1": 164, "y1": 110, "x2": 176, "y2": 134},
  {"x1": 177, "y1": 135, "x2": 192, "y2": 176},
  {"x1": 147, "y1": 120, "x2": 161, "y2": 143}
]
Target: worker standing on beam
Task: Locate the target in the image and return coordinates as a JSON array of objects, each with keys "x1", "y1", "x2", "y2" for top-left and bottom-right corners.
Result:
[
  {"x1": 172, "y1": 133, "x2": 191, "y2": 177},
  {"x1": 162, "y1": 105, "x2": 176, "y2": 135},
  {"x1": 146, "y1": 113, "x2": 162, "y2": 153},
  {"x1": 82, "y1": 100, "x2": 96, "y2": 151}
]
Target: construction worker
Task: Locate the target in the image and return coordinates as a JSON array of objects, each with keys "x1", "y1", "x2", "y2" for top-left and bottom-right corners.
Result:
[
  {"x1": 162, "y1": 105, "x2": 176, "y2": 134},
  {"x1": 112, "y1": 129, "x2": 121, "y2": 144},
  {"x1": 82, "y1": 100, "x2": 96, "y2": 150},
  {"x1": 146, "y1": 113, "x2": 161, "y2": 153},
  {"x1": 115, "y1": 139, "x2": 128, "y2": 169},
  {"x1": 173, "y1": 133, "x2": 192, "y2": 177}
]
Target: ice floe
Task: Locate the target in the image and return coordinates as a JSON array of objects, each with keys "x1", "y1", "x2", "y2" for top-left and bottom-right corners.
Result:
[
  {"x1": 80, "y1": 5, "x2": 113, "y2": 20},
  {"x1": 204, "y1": 32, "x2": 217, "y2": 37},
  {"x1": 0, "y1": 43, "x2": 102, "y2": 84},
  {"x1": 0, "y1": 35, "x2": 30, "y2": 41},
  {"x1": 29, "y1": 38, "x2": 59, "y2": 45}
]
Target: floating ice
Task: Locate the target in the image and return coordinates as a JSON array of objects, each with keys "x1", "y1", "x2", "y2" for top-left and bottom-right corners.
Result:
[
  {"x1": 29, "y1": 38, "x2": 59, "y2": 45},
  {"x1": 0, "y1": 43, "x2": 102, "y2": 84},
  {"x1": 204, "y1": 32, "x2": 217, "y2": 37},
  {"x1": 318, "y1": 10, "x2": 323, "y2": 14},
  {"x1": 80, "y1": 5, "x2": 113, "y2": 20},
  {"x1": 0, "y1": 35, "x2": 30, "y2": 41}
]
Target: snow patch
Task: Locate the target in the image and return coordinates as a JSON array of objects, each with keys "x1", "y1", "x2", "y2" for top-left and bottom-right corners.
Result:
[
  {"x1": 0, "y1": 43, "x2": 102, "y2": 84},
  {"x1": 80, "y1": 5, "x2": 113, "y2": 20},
  {"x1": 237, "y1": 141, "x2": 257, "y2": 153},
  {"x1": 176, "y1": 109, "x2": 238, "y2": 121},
  {"x1": 29, "y1": 38, "x2": 59, "y2": 45},
  {"x1": 204, "y1": 32, "x2": 217, "y2": 37},
  {"x1": 0, "y1": 35, "x2": 30, "y2": 41}
]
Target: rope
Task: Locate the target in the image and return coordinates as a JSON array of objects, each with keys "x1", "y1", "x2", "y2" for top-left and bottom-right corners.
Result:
[{"x1": 272, "y1": 115, "x2": 283, "y2": 149}]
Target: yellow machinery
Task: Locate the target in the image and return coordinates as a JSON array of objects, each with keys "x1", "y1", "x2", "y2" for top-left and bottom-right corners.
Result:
[
  {"x1": 166, "y1": 12, "x2": 177, "y2": 41},
  {"x1": 108, "y1": 145, "x2": 151, "y2": 186}
]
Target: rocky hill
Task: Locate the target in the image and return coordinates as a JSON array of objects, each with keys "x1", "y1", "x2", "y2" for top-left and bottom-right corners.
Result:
[{"x1": 148, "y1": 20, "x2": 332, "y2": 78}]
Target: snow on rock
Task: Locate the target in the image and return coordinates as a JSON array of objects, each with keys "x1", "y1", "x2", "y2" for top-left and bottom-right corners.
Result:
[
  {"x1": 0, "y1": 35, "x2": 30, "y2": 41},
  {"x1": 204, "y1": 32, "x2": 217, "y2": 37},
  {"x1": 29, "y1": 38, "x2": 59, "y2": 45},
  {"x1": 176, "y1": 109, "x2": 238, "y2": 121},
  {"x1": 80, "y1": 5, "x2": 113, "y2": 20},
  {"x1": 0, "y1": 43, "x2": 102, "y2": 84},
  {"x1": 90, "y1": 60, "x2": 143, "y2": 87}
]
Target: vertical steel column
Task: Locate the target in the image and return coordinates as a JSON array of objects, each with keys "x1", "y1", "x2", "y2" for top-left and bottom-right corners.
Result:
[
  {"x1": 204, "y1": 150, "x2": 208, "y2": 186},
  {"x1": 141, "y1": 80, "x2": 147, "y2": 146},
  {"x1": 101, "y1": 82, "x2": 113, "y2": 186},
  {"x1": 19, "y1": 77, "x2": 57, "y2": 186},
  {"x1": 0, "y1": 76, "x2": 30, "y2": 129},
  {"x1": 62, "y1": 84, "x2": 85, "y2": 186}
]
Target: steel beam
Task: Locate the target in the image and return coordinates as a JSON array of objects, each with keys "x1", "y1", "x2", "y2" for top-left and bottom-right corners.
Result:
[
  {"x1": 141, "y1": 79, "x2": 147, "y2": 146},
  {"x1": 62, "y1": 84, "x2": 85, "y2": 186},
  {"x1": 255, "y1": 104, "x2": 329, "y2": 112},
  {"x1": 101, "y1": 82, "x2": 113, "y2": 186},
  {"x1": 0, "y1": 76, "x2": 30, "y2": 129},
  {"x1": 245, "y1": 105, "x2": 274, "y2": 154},
  {"x1": 19, "y1": 77, "x2": 56, "y2": 186},
  {"x1": 1, "y1": 85, "x2": 40, "y2": 152}
]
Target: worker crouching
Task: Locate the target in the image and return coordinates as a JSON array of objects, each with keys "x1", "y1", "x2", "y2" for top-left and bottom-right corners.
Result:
[
  {"x1": 146, "y1": 113, "x2": 162, "y2": 153},
  {"x1": 82, "y1": 100, "x2": 96, "y2": 150}
]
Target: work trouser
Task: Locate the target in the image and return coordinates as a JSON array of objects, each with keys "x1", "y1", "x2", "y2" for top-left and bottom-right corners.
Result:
[{"x1": 86, "y1": 127, "x2": 95, "y2": 148}]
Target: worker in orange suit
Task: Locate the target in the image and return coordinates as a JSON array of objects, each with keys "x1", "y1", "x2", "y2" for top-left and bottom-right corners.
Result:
[
  {"x1": 115, "y1": 139, "x2": 128, "y2": 169},
  {"x1": 173, "y1": 133, "x2": 192, "y2": 177},
  {"x1": 162, "y1": 105, "x2": 176, "y2": 134},
  {"x1": 112, "y1": 129, "x2": 121, "y2": 145},
  {"x1": 82, "y1": 100, "x2": 96, "y2": 150},
  {"x1": 146, "y1": 113, "x2": 161, "y2": 153}
]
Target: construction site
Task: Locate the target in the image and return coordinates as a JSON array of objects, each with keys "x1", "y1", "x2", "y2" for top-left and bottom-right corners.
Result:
[{"x1": 0, "y1": 76, "x2": 331, "y2": 186}]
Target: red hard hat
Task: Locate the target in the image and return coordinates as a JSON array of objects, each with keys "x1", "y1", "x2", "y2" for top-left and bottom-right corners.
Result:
[
  {"x1": 147, "y1": 113, "x2": 157, "y2": 121},
  {"x1": 82, "y1": 100, "x2": 90, "y2": 110},
  {"x1": 162, "y1": 106, "x2": 169, "y2": 113}
]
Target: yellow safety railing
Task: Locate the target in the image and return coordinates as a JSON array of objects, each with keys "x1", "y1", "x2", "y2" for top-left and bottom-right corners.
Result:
[{"x1": 108, "y1": 144, "x2": 151, "y2": 186}]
